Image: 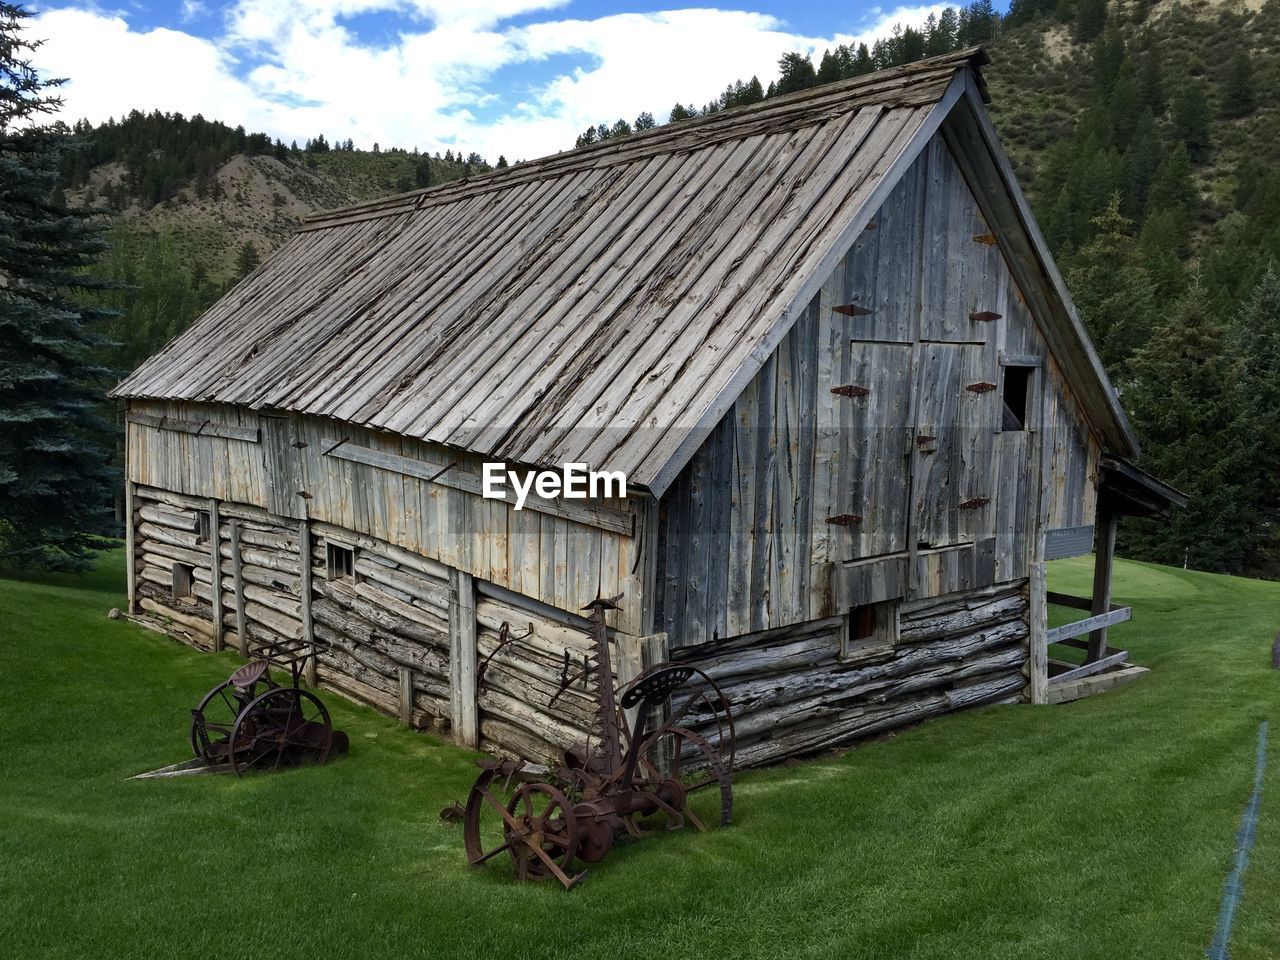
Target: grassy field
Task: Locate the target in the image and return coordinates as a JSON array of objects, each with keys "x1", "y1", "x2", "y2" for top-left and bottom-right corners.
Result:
[{"x1": 0, "y1": 551, "x2": 1277, "y2": 959}]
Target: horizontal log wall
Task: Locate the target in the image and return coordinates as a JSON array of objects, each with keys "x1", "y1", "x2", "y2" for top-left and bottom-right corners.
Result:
[
  {"x1": 672, "y1": 581, "x2": 1030, "y2": 768},
  {"x1": 131, "y1": 486, "x2": 453, "y2": 732},
  {"x1": 474, "y1": 589, "x2": 649, "y2": 762},
  {"x1": 129, "y1": 485, "x2": 657, "y2": 757}
]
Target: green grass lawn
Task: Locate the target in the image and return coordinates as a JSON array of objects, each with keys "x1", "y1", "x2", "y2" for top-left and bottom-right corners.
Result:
[{"x1": 1, "y1": 551, "x2": 1278, "y2": 959}]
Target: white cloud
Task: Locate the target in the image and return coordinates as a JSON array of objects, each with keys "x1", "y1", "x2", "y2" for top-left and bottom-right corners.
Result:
[{"x1": 31, "y1": 1, "x2": 955, "y2": 161}]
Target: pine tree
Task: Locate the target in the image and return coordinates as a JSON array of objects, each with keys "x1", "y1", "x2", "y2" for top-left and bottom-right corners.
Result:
[
  {"x1": 1074, "y1": 0, "x2": 1107, "y2": 43},
  {"x1": 1171, "y1": 82, "x2": 1210, "y2": 162},
  {"x1": 669, "y1": 103, "x2": 694, "y2": 123},
  {"x1": 633, "y1": 111, "x2": 655, "y2": 131},
  {"x1": 1222, "y1": 51, "x2": 1256, "y2": 119},
  {"x1": 775, "y1": 53, "x2": 816, "y2": 95},
  {"x1": 0, "y1": 3, "x2": 116, "y2": 568},
  {"x1": 1066, "y1": 197, "x2": 1159, "y2": 371},
  {"x1": 235, "y1": 240, "x2": 260, "y2": 280},
  {"x1": 495, "y1": 155, "x2": 508, "y2": 169},
  {"x1": 1229, "y1": 267, "x2": 1280, "y2": 570},
  {"x1": 1121, "y1": 280, "x2": 1254, "y2": 573}
]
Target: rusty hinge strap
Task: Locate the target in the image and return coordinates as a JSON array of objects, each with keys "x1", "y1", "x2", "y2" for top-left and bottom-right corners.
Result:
[
  {"x1": 965, "y1": 381, "x2": 997, "y2": 393},
  {"x1": 825, "y1": 514, "x2": 862, "y2": 526},
  {"x1": 959, "y1": 497, "x2": 991, "y2": 509},
  {"x1": 833, "y1": 304, "x2": 872, "y2": 317},
  {"x1": 969, "y1": 310, "x2": 1002, "y2": 322},
  {"x1": 831, "y1": 384, "x2": 870, "y2": 398}
]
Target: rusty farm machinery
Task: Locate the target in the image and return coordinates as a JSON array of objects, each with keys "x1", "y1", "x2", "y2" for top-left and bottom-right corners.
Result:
[
  {"x1": 454, "y1": 598, "x2": 736, "y2": 888},
  {"x1": 137, "y1": 637, "x2": 348, "y2": 780},
  {"x1": 189, "y1": 639, "x2": 348, "y2": 776}
]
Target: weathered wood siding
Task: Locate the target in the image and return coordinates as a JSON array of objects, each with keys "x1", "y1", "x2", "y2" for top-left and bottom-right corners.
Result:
[
  {"x1": 129, "y1": 483, "x2": 654, "y2": 757},
  {"x1": 657, "y1": 132, "x2": 1098, "y2": 649},
  {"x1": 126, "y1": 401, "x2": 649, "y2": 636},
  {"x1": 672, "y1": 582, "x2": 1028, "y2": 768}
]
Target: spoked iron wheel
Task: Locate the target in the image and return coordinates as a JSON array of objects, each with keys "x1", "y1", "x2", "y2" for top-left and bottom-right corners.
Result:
[
  {"x1": 463, "y1": 768, "x2": 582, "y2": 887},
  {"x1": 620, "y1": 665, "x2": 735, "y2": 830},
  {"x1": 228, "y1": 687, "x2": 333, "y2": 777},
  {"x1": 190, "y1": 679, "x2": 241, "y2": 762},
  {"x1": 632, "y1": 724, "x2": 733, "y2": 832}
]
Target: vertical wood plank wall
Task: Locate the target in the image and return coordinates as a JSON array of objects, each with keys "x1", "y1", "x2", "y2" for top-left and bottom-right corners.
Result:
[
  {"x1": 124, "y1": 404, "x2": 648, "y2": 638},
  {"x1": 657, "y1": 131, "x2": 1100, "y2": 651}
]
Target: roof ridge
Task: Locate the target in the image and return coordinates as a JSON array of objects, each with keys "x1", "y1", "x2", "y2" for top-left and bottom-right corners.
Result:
[{"x1": 301, "y1": 47, "x2": 987, "y2": 231}]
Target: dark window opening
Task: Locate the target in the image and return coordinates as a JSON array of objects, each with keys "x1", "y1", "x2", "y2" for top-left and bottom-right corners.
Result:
[
  {"x1": 1001, "y1": 365, "x2": 1034, "y2": 431},
  {"x1": 172, "y1": 562, "x2": 195, "y2": 600},
  {"x1": 327, "y1": 542, "x2": 355, "y2": 582},
  {"x1": 842, "y1": 600, "x2": 899, "y2": 658},
  {"x1": 196, "y1": 510, "x2": 212, "y2": 543}
]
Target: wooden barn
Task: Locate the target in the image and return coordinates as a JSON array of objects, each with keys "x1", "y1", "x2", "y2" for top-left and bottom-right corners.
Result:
[{"x1": 112, "y1": 48, "x2": 1181, "y2": 767}]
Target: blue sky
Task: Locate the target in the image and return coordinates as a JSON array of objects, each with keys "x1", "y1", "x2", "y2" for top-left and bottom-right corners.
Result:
[{"x1": 30, "y1": 1, "x2": 975, "y2": 160}]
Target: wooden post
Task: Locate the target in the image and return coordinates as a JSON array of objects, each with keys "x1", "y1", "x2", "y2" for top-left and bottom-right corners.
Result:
[
  {"x1": 449, "y1": 568, "x2": 478, "y2": 748},
  {"x1": 1028, "y1": 556, "x2": 1048, "y2": 705},
  {"x1": 209, "y1": 499, "x2": 224, "y2": 652},
  {"x1": 398, "y1": 666, "x2": 414, "y2": 728},
  {"x1": 231, "y1": 520, "x2": 248, "y2": 657},
  {"x1": 1086, "y1": 507, "x2": 1117, "y2": 663},
  {"x1": 124, "y1": 480, "x2": 139, "y2": 614},
  {"x1": 298, "y1": 520, "x2": 317, "y2": 684}
]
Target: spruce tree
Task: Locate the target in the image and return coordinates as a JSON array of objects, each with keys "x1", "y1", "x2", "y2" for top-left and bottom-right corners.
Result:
[
  {"x1": 1074, "y1": 0, "x2": 1107, "y2": 43},
  {"x1": 1229, "y1": 267, "x2": 1280, "y2": 571},
  {"x1": 235, "y1": 240, "x2": 260, "y2": 279},
  {"x1": 1067, "y1": 197, "x2": 1159, "y2": 371},
  {"x1": 1171, "y1": 82, "x2": 1210, "y2": 162},
  {"x1": 1121, "y1": 280, "x2": 1254, "y2": 573},
  {"x1": 0, "y1": 2, "x2": 115, "y2": 569},
  {"x1": 1222, "y1": 51, "x2": 1256, "y2": 119}
]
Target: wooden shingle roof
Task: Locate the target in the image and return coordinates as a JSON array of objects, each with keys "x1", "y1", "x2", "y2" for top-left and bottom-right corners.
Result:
[{"x1": 116, "y1": 49, "x2": 1132, "y2": 492}]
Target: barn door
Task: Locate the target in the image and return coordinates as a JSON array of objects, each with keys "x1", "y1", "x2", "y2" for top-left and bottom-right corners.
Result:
[
  {"x1": 260, "y1": 414, "x2": 308, "y2": 520},
  {"x1": 911, "y1": 343, "x2": 998, "y2": 549},
  {"x1": 835, "y1": 340, "x2": 912, "y2": 560}
]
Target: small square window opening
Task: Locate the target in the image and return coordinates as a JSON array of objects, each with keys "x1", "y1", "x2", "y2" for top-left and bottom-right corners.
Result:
[
  {"x1": 195, "y1": 510, "x2": 212, "y2": 543},
  {"x1": 327, "y1": 542, "x2": 355, "y2": 582},
  {"x1": 841, "y1": 599, "x2": 899, "y2": 659}
]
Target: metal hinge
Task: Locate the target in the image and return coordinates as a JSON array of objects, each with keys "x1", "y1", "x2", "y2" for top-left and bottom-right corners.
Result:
[
  {"x1": 959, "y1": 497, "x2": 991, "y2": 510},
  {"x1": 969, "y1": 311, "x2": 1002, "y2": 322},
  {"x1": 831, "y1": 384, "x2": 870, "y2": 398},
  {"x1": 825, "y1": 514, "x2": 863, "y2": 526},
  {"x1": 965, "y1": 381, "x2": 997, "y2": 394},
  {"x1": 833, "y1": 304, "x2": 872, "y2": 317}
]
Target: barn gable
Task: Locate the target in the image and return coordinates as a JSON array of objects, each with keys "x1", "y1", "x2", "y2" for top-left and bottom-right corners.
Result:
[
  {"x1": 655, "y1": 125, "x2": 1109, "y2": 648},
  {"x1": 112, "y1": 48, "x2": 1133, "y2": 496}
]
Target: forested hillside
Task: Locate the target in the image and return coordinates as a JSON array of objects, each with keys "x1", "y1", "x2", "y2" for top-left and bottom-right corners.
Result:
[
  {"x1": 60, "y1": 111, "x2": 500, "y2": 370},
  {"x1": 11, "y1": 0, "x2": 1280, "y2": 576}
]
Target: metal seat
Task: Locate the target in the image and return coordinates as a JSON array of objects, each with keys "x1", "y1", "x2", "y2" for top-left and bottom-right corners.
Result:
[{"x1": 229, "y1": 660, "x2": 270, "y2": 690}]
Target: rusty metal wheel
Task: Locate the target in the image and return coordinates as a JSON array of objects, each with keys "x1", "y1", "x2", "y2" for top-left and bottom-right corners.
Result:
[
  {"x1": 621, "y1": 665, "x2": 735, "y2": 780},
  {"x1": 190, "y1": 679, "x2": 240, "y2": 762},
  {"x1": 228, "y1": 687, "x2": 333, "y2": 776},
  {"x1": 506, "y1": 783, "x2": 580, "y2": 884},
  {"x1": 462, "y1": 767, "x2": 582, "y2": 887},
  {"x1": 633, "y1": 725, "x2": 732, "y2": 832}
]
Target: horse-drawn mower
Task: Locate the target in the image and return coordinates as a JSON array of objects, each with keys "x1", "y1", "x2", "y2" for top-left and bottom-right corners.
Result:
[{"x1": 454, "y1": 598, "x2": 736, "y2": 888}]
